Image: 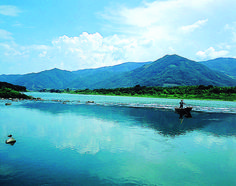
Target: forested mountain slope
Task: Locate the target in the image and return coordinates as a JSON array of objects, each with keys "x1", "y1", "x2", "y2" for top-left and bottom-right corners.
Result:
[
  {"x1": 200, "y1": 57, "x2": 236, "y2": 79},
  {"x1": 95, "y1": 55, "x2": 236, "y2": 88}
]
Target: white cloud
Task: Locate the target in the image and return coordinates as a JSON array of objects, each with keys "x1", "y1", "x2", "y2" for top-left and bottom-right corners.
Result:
[
  {"x1": 39, "y1": 51, "x2": 47, "y2": 58},
  {"x1": 0, "y1": 42, "x2": 51, "y2": 57},
  {"x1": 0, "y1": 29, "x2": 13, "y2": 40},
  {"x1": 224, "y1": 22, "x2": 236, "y2": 43},
  {"x1": 49, "y1": 32, "x2": 157, "y2": 70},
  {"x1": 106, "y1": 0, "x2": 213, "y2": 28},
  {"x1": 0, "y1": 5, "x2": 21, "y2": 16},
  {"x1": 196, "y1": 47, "x2": 229, "y2": 59},
  {"x1": 0, "y1": 43, "x2": 24, "y2": 56},
  {"x1": 101, "y1": 0, "x2": 233, "y2": 61},
  {"x1": 180, "y1": 19, "x2": 208, "y2": 33},
  {"x1": 0, "y1": 31, "x2": 165, "y2": 74},
  {"x1": 2, "y1": 0, "x2": 236, "y2": 74}
]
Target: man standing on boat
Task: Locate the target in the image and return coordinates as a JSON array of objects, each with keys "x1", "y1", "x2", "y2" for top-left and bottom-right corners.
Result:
[{"x1": 179, "y1": 99, "x2": 185, "y2": 108}]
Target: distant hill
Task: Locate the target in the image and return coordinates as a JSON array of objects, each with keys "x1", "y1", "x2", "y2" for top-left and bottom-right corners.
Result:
[
  {"x1": 0, "y1": 69, "x2": 78, "y2": 90},
  {"x1": 68, "y1": 62, "x2": 151, "y2": 89},
  {"x1": 95, "y1": 55, "x2": 236, "y2": 88},
  {"x1": 0, "y1": 74, "x2": 22, "y2": 85},
  {"x1": 0, "y1": 81, "x2": 27, "y2": 91},
  {"x1": 200, "y1": 57, "x2": 236, "y2": 79},
  {"x1": 12, "y1": 68, "x2": 77, "y2": 90},
  {"x1": 0, "y1": 55, "x2": 235, "y2": 90},
  {"x1": 0, "y1": 62, "x2": 149, "y2": 90}
]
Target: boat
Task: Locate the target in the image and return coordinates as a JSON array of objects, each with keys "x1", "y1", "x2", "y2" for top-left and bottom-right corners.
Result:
[{"x1": 175, "y1": 107, "x2": 192, "y2": 114}]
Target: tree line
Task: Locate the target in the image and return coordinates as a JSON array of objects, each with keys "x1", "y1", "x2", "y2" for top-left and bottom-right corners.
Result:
[
  {"x1": 0, "y1": 82, "x2": 27, "y2": 92},
  {"x1": 40, "y1": 85, "x2": 236, "y2": 101},
  {"x1": 0, "y1": 81, "x2": 31, "y2": 99}
]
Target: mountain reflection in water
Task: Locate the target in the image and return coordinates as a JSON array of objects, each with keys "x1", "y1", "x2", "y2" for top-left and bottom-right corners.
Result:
[
  {"x1": 1, "y1": 101, "x2": 236, "y2": 186},
  {"x1": 20, "y1": 102, "x2": 236, "y2": 137}
]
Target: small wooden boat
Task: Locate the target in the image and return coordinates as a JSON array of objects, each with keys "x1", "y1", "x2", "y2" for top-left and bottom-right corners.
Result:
[{"x1": 175, "y1": 107, "x2": 192, "y2": 114}]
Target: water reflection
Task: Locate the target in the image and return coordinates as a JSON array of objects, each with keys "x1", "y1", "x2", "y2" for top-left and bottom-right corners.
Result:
[
  {"x1": 5, "y1": 141, "x2": 16, "y2": 146},
  {"x1": 1, "y1": 101, "x2": 236, "y2": 185},
  {"x1": 19, "y1": 102, "x2": 236, "y2": 137}
]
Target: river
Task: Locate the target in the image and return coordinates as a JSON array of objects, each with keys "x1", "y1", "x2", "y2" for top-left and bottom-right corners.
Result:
[{"x1": 0, "y1": 93, "x2": 235, "y2": 185}]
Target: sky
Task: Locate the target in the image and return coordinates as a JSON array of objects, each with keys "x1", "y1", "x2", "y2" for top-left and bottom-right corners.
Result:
[{"x1": 1, "y1": 0, "x2": 236, "y2": 74}]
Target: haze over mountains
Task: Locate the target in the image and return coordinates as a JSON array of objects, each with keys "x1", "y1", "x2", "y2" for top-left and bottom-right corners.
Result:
[{"x1": 0, "y1": 54, "x2": 235, "y2": 90}]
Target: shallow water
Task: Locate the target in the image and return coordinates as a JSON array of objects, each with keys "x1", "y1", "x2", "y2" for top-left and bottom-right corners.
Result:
[
  {"x1": 0, "y1": 93, "x2": 236, "y2": 185},
  {"x1": 27, "y1": 92, "x2": 236, "y2": 113}
]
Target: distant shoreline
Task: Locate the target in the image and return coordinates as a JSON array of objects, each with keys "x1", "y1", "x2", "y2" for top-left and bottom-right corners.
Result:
[
  {"x1": 38, "y1": 85, "x2": 236, "y2": 102},
  {"x1": 69, "y1": 92, "x2": 236, "y2": 102}
]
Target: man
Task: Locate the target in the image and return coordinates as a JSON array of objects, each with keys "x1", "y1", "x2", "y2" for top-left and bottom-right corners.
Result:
[{"x1": 179, "y1": 99, "x2": 185, "y2": 108}]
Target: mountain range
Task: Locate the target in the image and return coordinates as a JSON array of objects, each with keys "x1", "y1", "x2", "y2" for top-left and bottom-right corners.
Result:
[
  {"x1": 200, "y1": 57, "x2": 236, "y2": 79},
  {"x1": 0, "y1": 54, "x2": 235, "y2": 90}
]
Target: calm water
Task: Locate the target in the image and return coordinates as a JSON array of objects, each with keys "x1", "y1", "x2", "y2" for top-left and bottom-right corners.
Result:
[{"x1": 0, "y1": 93, "x2": 236, "y2": 185}]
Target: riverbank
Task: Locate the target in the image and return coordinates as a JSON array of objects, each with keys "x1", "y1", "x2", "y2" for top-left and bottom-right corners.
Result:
[
  {"x1": 49, "y1": 85, "x2": 236, "y2": 101},
  {"x1": 0, "y1": 87, "x2": 32, "y2": 99},
  {"x1": 0, "y1": 82, "x2": 32, "y2": 100},
  {"x1": 69, "y1": 91, "x2": 236, "y2": 101}
]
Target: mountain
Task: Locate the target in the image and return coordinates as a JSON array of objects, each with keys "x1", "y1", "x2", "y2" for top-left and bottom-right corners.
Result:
[
  {"x1": 69, "y1": 62, "x2": 151, "y2": 89},
  {"x1": 200, "y1": 57, "x2": 236, "y2": 79},
  {"x1": 95, "y1": 55, "x2": 236, "y2": 88},
  {"x1": 0, "y1": 55, "x2": 235, "y2": 90},
  {"x1": 0, "y1": 62, "x2": 149, "y2": 90},
  {"x1": 3, "y1": 68, "x2": 77, "y2": 90},
  {"x1": 0, "y1": 74, "x2": 22, "y2": 85},
  {"x1": 0, "y1": 81, "x2": 27, "y2": 91}
]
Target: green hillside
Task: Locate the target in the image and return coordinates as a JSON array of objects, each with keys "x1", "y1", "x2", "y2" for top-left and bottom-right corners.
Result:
[
  {"x1": 0, "y1": 74, "x2": 22, "y2": 85},
  {"x1": 0, "y1": 81, "x2": 27, "y2": 91},
  {"x1": 69, "y1": 62, "x2": 150, "y2": 89},
  {"x1": 97, "y1": 55, "x2": 236, "y2": 88},
  {"x1": 0, "y1": 82, "x2": 31, "y2": 99},
  {"x1": 0, "y1": 55, "x2": 235, "y2": 90},
  {"x1": 14, "y1": 68, "x2": 77, "y2": 90},
  {"x1": 0, "y1": 62, "x2": 149, "y2": 90},
  {"x1": 200, "y1": 57, "x2": 236, "y2": 79}
]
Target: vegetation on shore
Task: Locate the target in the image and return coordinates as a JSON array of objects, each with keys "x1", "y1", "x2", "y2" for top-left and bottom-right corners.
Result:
[
  {"x1": 0, "y1": 82, "x2": 32, "y2": 99},
  {"x1": 0, "y1": 82, "x2": 27, "y2": 92},
  {"x1": 0, "y1": 87, "x2": 31, "y2": 99},
  {"x1": 40, "y1": 85, "x2": 236, "y2": 101}
]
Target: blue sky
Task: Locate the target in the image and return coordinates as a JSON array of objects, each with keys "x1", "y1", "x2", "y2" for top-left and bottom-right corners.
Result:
[{"x1": 1, "y1": 0, "x2": 236, "y2": 74}]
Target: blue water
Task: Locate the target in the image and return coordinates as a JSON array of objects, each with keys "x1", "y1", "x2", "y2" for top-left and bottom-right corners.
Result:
[
  {"x1": 0, "y1": 93, "x2": 236, "y2": 185},
  {"x1": 27, "y1": 92, "x2": 236, "y2": 113}
]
